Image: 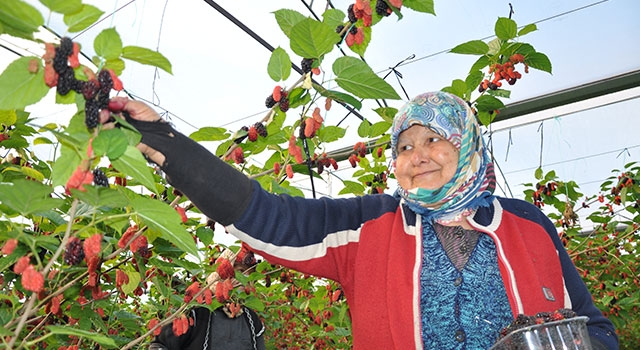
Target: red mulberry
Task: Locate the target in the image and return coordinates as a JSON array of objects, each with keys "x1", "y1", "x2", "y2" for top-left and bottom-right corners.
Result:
[{"x1": 247, "y1": 126, "x2": 258, "y2": 142}]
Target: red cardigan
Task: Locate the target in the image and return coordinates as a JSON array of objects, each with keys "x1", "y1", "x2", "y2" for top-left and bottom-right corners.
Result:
[{"x1": 227, "y1": 184, "x2": 615, "y2": 349}]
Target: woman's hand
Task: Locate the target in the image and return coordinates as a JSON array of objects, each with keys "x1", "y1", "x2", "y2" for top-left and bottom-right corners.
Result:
[
  {"x1": 103, "y1": 97, "x2": 166, "y2": 165},
  {"x1": 103, "y1": 96, "x2": 161, "y2": 123}
]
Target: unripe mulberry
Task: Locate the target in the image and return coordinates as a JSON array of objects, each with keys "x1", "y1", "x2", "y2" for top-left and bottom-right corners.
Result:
[{"x1": 64, "y1": 237, "x2": 85, "y2": 265}]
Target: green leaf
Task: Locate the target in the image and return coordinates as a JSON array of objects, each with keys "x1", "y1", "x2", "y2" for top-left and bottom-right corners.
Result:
[
  {"x1": 94, "y1": 28, "x2": 123, "y2": 60},
  {"x1": 476, "y1": 110, "x2": 494, "y2": 126},
  {"x1": 102, "y1": 57, "x2": 125, "y2": 75},
  {"x1": 290, "y1": 18, "x2": 340, "y2": 59},
  {"x1": 0, "y1": 57, "x2": 50, "y2": 110},
  {"x1": 73, "y1": 186, "x2": 129, "y2": 208},
  {"x1": 450, "y1": 40, "x2": 489, "y2": 55},
  {"x1": 465, "y1": 71, "x2": 484, "y2": 96},
  {"x1": 526, "y1": 52, "x2": 552, "y2": 74},
  {"x1": 357, "y1": 120, "x2": 370, "y2": 138},
  {"x1": 189, "y1": 127, "x2": 230, "y2": 142},
  {"x1": 469, "y1": 56, "x2": 490, "y2": 73},
  {"x1": 495, "y1": 17, "x2": 517, "y2": 40},
  {"x1": 63, "y1": 4, "x2": 104, "y2": 33},
  {"x1": 374, "y1": 107, "x2": 398, "y2": 123},
  {"x1": 0, "y1": 179, "x2": 64, "y2": 215},
  {"x1": 316, "y1": 125, "x2": 346, "y2": 143},
  {"x1": 267, "y1": 47, "x2": 291, "y2": 82},
  {"x1": 322, "y1": 8, "x2": 345, "y2": 29},
  {"x1": 289, "y1": 88, "x2": 312, "y2": 110},
  {"x1": 51, "y1": 146, "x2": 82, "y2": 188},
  {"x1": 338, "y1": 180, "x2": 365, "y2": 196},
  {"x1": 0, "y1": 0, "x2": 44, "y2": 34},
  {"x1": 92, "y1": 127, "x2": 128, "y2": 160},
  {"x1": 47, "y1": 326, "x2": 117, "y2": 348},
  {"x1": 333, "y1": 57, "x2": 400, "y2": 99},
  {"x1": 487, "y1": 38, "x2": 501, "y2": 55},
  {"x1": 369, "y1": 121, "x2": 392, "y2": 138},
  {"x1": 39, "y1": 0, "x2": 83, "y2": 14},
  {"x1": 122, "y1": 46, "x2": 172, "y2": 74},
  {"x1": 195, "y1": 226, "x2": 214, "y2": 246},
  {"x1": 475, "y1": 94, "x2": 504, "y2": 112},
  {"x1": 442, "y1": 79, "x2": 467, "y2": 99},
  {"x1": 403, "y1": 0, "x2": 436, "y2": 14},
  {"x1": 110, "y1": 145, "x2": 158, "y2": 195},
  {"x1": 518, "y1": 23, "x2": 537, "y2": 37},
  {"x1": 121, "y1": 269, "x2": 140, "y2": 295},
  {"x1": 18, "y1": 165, "x2": 45, "y2": 182},
  {"x1": 0, "y1": 110, "x2": 17, "y2": 126},
  {"x1": 312, "y1": 84, "x2": 362, "y2": 110},
  {"x1": 131, "y1": 196, "x2": 198, "y2": 257},
  {"x1": 534, "y1": 167, "x2": 543, "y2": 180},
  {"x1": 273, "y1": 9, "x2": 306, "y2": 37}
]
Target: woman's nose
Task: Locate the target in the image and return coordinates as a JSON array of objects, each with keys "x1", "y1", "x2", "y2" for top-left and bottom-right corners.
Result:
[{"x1": 410, "y1": 145, "x2": 430, "y2": 165}]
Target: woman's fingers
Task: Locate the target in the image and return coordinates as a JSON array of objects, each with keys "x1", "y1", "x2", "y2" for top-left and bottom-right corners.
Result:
[{"x1": 136, "y1": 143, "x2": 166, "y2": 166}]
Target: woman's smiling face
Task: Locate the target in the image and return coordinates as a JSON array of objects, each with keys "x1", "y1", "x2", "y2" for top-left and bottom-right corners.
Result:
[{"x1": 394, "y1": 125, "x2": 459, "y2": 191}]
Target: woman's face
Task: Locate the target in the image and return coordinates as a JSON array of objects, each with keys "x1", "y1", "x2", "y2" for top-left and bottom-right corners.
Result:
[{"x1": 394, "y1": 125, "x2": 459, "y2": 191}]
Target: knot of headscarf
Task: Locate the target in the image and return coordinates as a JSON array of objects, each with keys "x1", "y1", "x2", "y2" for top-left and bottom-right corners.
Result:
[{"x1": 391, "y1": 91, "x2": 496, "y2": 222}]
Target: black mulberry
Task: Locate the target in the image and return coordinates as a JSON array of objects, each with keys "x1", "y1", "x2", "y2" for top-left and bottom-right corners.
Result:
[
  {"x1": 375, "y1": 0, "x2": 391, "y2": 17},
  {"x1": 279, "y1": 98, "x2": 290, "y2": 112},
  {"x1": 265, "y1": 95, "x2": 277, "y2": 108},
  {"x1": 301, "y1": 58, "x2": 313, "y2": 73},
  {"x1": 93, "y1": 168, "x2": 109, "y2": 187},
  {"x1": 347, "y1": 4, "x2": 357, "y2": 23},
  {"x1": 254, "y1": 122, "x2": 268, "y2": 137},
  {"x1": 85, "y1": 100, "x2": 100, "y2": 129},
  {"x1": 64, "y1": 237, "x2": 85, "y2": 265},
  {"x1": 81, "y1": 80, "x2": 100, "y2": 100}
]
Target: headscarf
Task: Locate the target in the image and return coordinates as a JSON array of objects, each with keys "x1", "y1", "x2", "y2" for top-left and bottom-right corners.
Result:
[{"x1": 391, "y1": 91, "x2": 496, "y2": 223}]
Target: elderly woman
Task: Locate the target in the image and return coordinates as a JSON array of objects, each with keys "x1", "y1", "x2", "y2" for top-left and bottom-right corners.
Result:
[{"x1": 111, "y1": 91, "x2": 617, "y2": 349}]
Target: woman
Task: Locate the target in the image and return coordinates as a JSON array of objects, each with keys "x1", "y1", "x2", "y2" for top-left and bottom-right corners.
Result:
[{"x1": 108, "y1": 91, "x2": 618, "y2": 349}]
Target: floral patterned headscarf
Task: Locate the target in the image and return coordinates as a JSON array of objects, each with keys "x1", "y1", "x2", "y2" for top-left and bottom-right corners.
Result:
[{"x1": 391, "y1": 91, "x2": 496, "y2": 222}]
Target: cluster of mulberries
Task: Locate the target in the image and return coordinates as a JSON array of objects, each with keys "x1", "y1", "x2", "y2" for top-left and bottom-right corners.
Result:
[
  {"x1": 245, "y1": 122, "x2": 268, "y2": 142},
  {"x1": 64, "y1": 237, "x2": 85, "y2": 265},
  {"x1": 497, "y1": 309, "x2": 577, "y2": 340},
  {"x1": 479, "y1": 54, "x2": 528, "y2": 92},
  {"x1": 42, "y1": 37, "x2": 124, "y2": 129},
  {"x1": 313, "y1": 153, "x2": 338, "y2": 175},
  {"x1": 365, "y1": 172, "x2": 388, "y2": 194},
  {"x1": 264, "y1": 85, "x2": 290, "y2": 112}
]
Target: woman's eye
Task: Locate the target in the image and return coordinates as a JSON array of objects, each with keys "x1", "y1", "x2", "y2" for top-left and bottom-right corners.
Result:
[
  {"x1": 427, "y1": 137, "x2": 441, "y2": 143},
  {"x1": 398, "y1": 144, "x2": 413, "y2": 152}
]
